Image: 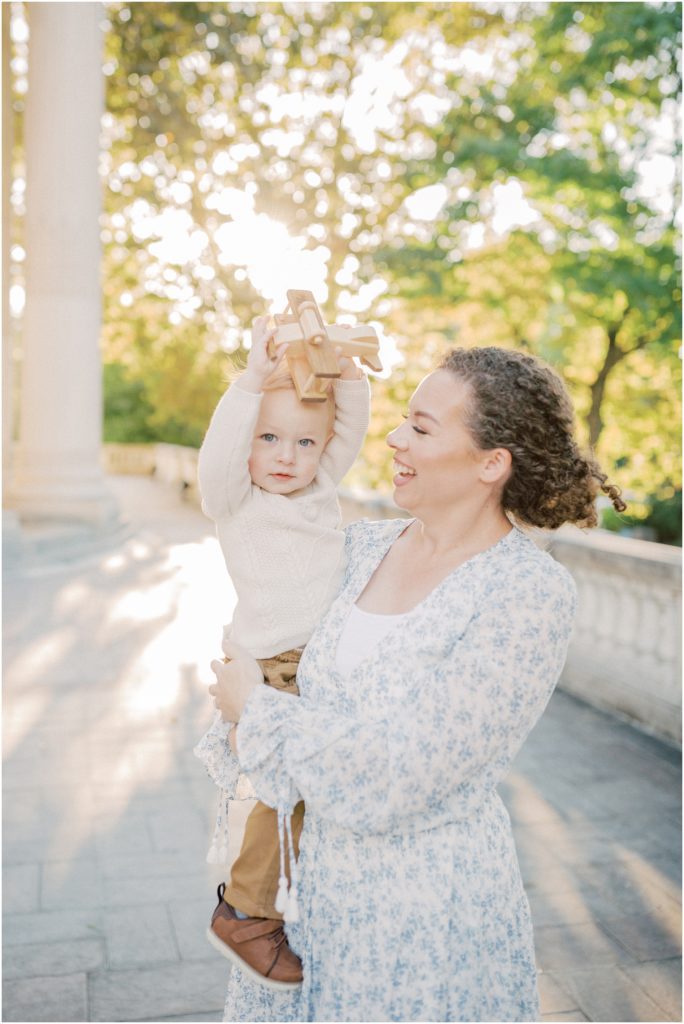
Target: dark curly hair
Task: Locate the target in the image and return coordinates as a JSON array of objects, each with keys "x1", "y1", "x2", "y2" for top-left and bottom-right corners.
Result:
[{"x1": 439, "y1": 347, "x2": 626, "y2": 530}]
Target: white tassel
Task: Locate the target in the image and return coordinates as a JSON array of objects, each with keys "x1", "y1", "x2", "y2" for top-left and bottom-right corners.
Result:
[
  {"x1": 206, "y1": 844, "x2": 219, "y2": 865},
  {"x1": 275, "y1": 875, "x2": 289, "y2": 915},
  {"x1": 275, "y1": 809, "x2": 289, "y2": 914},
  {"x1": 283, "y1": 811, "x2": 300, "y2": 923},
  {"x1": 285, "y1": 885, "x2": 299, "y2": 923}
]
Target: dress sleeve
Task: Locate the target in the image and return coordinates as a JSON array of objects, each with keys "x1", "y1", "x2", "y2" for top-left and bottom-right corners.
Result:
[
  {"x1": 197, "y1": 383, "x2": 262, "y2": 520},
  {"x1": 236, "y1": 562, "x2": 577, "y2": 834},
  {"x1": 318, "y1": 377, "x2": 371, "y2": 485}
]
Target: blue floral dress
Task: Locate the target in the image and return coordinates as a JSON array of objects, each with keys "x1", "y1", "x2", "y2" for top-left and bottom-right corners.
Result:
[{"x1": 207, "y1": 518, "x2": 577, "y2": 1022}]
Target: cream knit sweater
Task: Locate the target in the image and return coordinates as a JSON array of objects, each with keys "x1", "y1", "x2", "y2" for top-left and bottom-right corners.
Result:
[{"x1": 198, "y1": 376, "x2": 371, "y2": 659}]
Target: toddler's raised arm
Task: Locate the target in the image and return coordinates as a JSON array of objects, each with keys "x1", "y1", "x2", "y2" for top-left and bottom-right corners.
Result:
[
  {"x1": 197, "y1": 383, "x2": 261, "y2": 521},
  {"x1": 319, "y1": 372, "x2": 371, "y2": 485},
  {"x1": 198, "y1": 317, "x2": 286, "y2": 520}
]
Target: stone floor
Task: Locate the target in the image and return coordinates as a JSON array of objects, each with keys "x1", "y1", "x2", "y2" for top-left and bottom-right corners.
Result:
[{"x1": 3, "y1": 476, "x2": 681, "y2": 1023}]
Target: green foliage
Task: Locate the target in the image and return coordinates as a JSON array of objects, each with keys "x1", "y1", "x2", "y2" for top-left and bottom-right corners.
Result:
[
  {"x1": 99, "y1": 1, "x2": 681, "y2": 534},
  {"x1": 601, "y1": 488, "x2": 682, "y2": 546},
  {"x1": 645, "y1": 489, "x2": 683, "y2": 546},
  {"x1": 375, "y1": 0, "x2": 681, "y2": 503},
  {"x1": 103, "y1": 357, "x2": 221, "y2": 447},
  {"x1": 103, "y1": 362, "x2": 157, "y2": 442},
  {"x1": 102, "y1": 1, "x2": 485, "y2": 442}
]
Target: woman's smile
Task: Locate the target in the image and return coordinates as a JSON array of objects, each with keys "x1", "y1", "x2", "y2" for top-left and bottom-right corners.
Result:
[{"x1": 392, "y1": 458, "x2": 416, "y2": 486}]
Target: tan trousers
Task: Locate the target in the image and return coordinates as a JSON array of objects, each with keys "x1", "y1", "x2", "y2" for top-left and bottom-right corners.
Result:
[{"x1": 224, "y1": 649, "x2": 305, "y2": 920}]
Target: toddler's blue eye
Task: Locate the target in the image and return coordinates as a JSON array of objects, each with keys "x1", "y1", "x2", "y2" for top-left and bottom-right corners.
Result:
[
  {"x1": 260, "y1": 433, "x2": 277, "y2": 442},
  {"x1": 299, "y1": 438, "x2": 315, "y2": 447}
]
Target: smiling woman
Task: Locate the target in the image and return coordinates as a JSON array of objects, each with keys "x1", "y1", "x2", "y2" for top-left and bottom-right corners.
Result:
[{"x1": 205, "y1": 344, "x2": 626, "y2": 1022}]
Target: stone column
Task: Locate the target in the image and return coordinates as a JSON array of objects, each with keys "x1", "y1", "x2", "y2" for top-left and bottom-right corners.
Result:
[
  {"x1": 11, "y1": 2, "x2": 117, "y2": 525},
  {"x1": 2, "y1": 3, "x2": 14, "y2": 493}
]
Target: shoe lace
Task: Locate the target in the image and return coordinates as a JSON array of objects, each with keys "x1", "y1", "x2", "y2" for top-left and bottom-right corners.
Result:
[
  {"x1": 264, "y1": 921, "x2": 288, "y2": 952},
  {"x1": 262, "y1": 921, "x2": 291, "y2": 977}
]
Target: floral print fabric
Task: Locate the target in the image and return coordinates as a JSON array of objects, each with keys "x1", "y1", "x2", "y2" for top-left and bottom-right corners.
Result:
[{"x1": 219, "y1": 518, "x2": 577, "y2": 1022}]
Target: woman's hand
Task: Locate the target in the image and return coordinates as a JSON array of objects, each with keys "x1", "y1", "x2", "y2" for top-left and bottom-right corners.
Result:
[{"x1": 209, "y1": 640, "x2": 264, "y2": 723}]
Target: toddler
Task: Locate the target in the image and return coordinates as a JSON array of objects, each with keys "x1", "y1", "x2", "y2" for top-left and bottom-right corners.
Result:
[{"x1": 194, "y1": 315, "x2": 371, "y2": 990}]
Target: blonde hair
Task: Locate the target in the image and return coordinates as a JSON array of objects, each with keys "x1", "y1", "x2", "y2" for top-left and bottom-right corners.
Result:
[{"x1": 263, "y1": 366, "x2": 336, "y2": 431}]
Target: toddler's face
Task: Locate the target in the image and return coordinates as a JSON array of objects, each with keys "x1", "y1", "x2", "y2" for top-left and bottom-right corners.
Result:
[{"x1": 249, "y1": 388, "x2": 332, "y2": 495}]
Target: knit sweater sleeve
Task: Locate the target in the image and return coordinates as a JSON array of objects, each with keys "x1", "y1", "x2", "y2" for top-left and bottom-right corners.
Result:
[
  {"x1": 319, "y1": 377, "x2": 371, "y2": 485},
  {"x1": 197, "y1": 383, "x2": 262, "y2": 520}
]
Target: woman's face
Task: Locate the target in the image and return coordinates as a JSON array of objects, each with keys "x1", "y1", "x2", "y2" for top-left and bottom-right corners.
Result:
[{"x1": 387, "y1": 370, "x2": 496, "y2": 514}]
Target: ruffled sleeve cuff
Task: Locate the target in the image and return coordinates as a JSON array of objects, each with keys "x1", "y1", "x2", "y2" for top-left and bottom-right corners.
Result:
[
  {"x1": 193, "y1": 711, "x2": 241, "y2": 794},
  {"x1": 236, "y1": 684, "x2": 300, "y2": 813}
]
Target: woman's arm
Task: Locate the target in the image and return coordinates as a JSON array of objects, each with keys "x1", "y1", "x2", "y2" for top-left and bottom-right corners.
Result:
[{"x1": 234, "y1": 563, "x2": 577, "y2": 833}]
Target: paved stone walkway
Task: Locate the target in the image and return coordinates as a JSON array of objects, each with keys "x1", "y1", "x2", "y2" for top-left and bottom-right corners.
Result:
[{"x1": 3, "y1": 476, "x2": 681, "y2": 1022}]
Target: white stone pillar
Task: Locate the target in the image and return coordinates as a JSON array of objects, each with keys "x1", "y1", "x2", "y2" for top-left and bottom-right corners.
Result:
[
  {"x1": 2, "y1": 3, "x2": 15, "y2": 493},
  {"x1": 11, "y1": 2, "x2": 117, "y2": 524}
]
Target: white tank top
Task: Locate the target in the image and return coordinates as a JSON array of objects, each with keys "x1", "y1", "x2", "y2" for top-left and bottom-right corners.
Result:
[{"x1": 335, "y1": 603, "x2": 414, "y2": 677}]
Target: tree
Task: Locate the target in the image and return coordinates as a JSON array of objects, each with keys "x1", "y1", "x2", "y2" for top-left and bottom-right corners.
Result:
[
  {"x1": 101, "y1": 2, "x2": 499, "y2": 346},
  {"x1": 375, "y1": 1, "x2": 681, "y2": 499},
  {"x1": 99, "y1": 1, "x2": 680, "y2": 516},
  {"x1": 100, "y1": 2, "x2": 502, "y2": 442}
]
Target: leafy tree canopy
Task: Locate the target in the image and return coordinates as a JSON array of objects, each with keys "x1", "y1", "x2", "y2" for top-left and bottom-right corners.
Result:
[{"x1": 96, "y1": 0, "x2": 680, "y2": 533}]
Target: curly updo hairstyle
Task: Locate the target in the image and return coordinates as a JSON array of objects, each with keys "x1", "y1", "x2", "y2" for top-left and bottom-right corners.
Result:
[{"x1": 440, "y1": 347, "x2": 626, "y2": 530}]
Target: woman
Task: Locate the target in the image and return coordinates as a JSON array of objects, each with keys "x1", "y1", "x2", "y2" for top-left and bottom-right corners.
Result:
[{"x1": 207, "y1": 346, "x2": 625, "y2": 1022}]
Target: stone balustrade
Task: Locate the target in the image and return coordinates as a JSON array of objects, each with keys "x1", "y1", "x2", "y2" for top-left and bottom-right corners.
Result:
[
  {"x1": 154, "y1": 443, "x2": 204, "y2": 493},
  {"x1": 102, "y1": 443, "x2": 157, "y2": 476},
  {"x1": 102, "y1": 443, "x2": 682, "y2": 745},
  {"x1": 548, "y1": 528, "x2": 682, "y2": 745}
]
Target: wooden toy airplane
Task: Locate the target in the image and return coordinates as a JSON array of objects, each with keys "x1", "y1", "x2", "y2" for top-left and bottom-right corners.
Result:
[{"x1": 268, "y1": 289, "x2": 382, "y2": 402}]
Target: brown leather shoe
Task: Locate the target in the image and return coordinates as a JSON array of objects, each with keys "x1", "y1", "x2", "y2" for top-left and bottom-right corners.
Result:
[{"x1": 206, "y1": 883, "x2": 303, "y2": 990}]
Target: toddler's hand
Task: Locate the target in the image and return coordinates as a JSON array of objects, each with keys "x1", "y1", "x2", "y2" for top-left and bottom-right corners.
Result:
[
  {"x1": 241, "y1": 316, "x2": 287, "y2": 391},
  {"x1": 335, "y1": 336, "x2": 363, "y2": 381}
]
